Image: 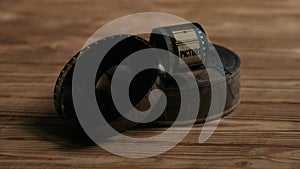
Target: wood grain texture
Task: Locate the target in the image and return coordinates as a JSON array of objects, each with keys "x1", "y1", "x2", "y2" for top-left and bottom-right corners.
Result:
[{"x1": 0, "y1": 0, "x2": 300, "y2": 168}]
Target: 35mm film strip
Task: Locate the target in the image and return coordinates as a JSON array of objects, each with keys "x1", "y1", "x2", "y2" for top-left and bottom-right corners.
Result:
[{"x1": 54, "y1": 23, "x2": 241, "y2": 139}]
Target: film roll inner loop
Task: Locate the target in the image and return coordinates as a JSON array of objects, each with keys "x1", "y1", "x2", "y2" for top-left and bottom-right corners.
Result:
[{"x1": 149, "y1": 22, "x2": 240, "y2": 125}]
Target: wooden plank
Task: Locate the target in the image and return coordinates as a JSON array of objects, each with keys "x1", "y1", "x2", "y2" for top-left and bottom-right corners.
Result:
[{"x1": 0, "y1": 0, "x2": 300, "y2": 168}]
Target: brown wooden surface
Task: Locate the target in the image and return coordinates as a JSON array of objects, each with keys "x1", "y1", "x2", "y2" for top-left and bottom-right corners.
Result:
[{"x1": 1, "y1": 0, "x2": 300, "y2": 168}]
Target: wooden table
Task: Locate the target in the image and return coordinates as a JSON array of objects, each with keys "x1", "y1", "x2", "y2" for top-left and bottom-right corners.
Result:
[{"x1": 1, "y1": 0, "x2": 299, "y2": 168}]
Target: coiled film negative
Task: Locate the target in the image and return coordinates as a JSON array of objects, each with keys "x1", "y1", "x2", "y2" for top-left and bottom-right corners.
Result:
[{"x1": 54, "y1": 23, "x2": 241, "y2": 139}]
